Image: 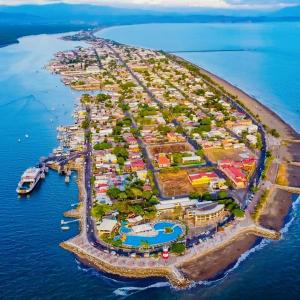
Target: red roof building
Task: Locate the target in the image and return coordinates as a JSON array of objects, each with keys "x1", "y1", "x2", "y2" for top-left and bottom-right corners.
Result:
[
  {"x1": 157, "y1": 154, "x2": 171, "y2": 168},
  {"x1": 130, "y1": 159, "x2": 145, "y2": 171}
]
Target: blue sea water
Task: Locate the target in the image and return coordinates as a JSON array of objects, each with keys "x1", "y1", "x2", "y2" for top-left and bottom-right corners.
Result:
[{"x1": 0, "y1": 24, "x2": 300, "y2": 299}]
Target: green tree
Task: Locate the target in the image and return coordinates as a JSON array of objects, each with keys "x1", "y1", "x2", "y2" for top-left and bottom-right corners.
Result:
[
  {"x1": 232, "y1": 208, "x2": 245, "y2": 218},
  {"x1": 113, "y1": 147, "x2": 129, "y2": 160},
  {"x1": 217, "y1": 191, "x2": 228, "y2": 199},
  {"x1": 81, "y1": 119, "x2": 89, "y2": 130},
  {"x1": 142, "y1": 190, "x2": 152, "y2": 200},
  {"x1": 201, "y1": 192, "x2": 212, "y2": 201},
  {"x1": 107, "y1": 187, "x2": 121, "y2": 199},
  {"x1": 91, "y1": 204, "x2": 111, "y2": 219},
  {"x1": 93, "y1": 142, "x2": 111, "y2": 151},
  {"x1": 189, "y1": 191, "x2": 200, "y2": 199},
  {"x1": 170, "y1": 243, "x2": 186, "y2": 255},
  {"x1": 131, "y1": 187, "x2": 143, "y2": 200},
  {"x1": 118, "y1": 192, "x2": 128, "y2": 201}
]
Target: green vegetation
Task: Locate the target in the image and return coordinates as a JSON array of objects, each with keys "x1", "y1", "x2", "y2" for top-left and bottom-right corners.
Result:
[
  {"x1": 93, "y1": 141, "x2": 111, "y2": 150},
  {"x1": 251, "y1": 189, "x2": 270, "y2": 221},
  {"x1": 91, "y1": 203, "x2": 112, "y2": 220},
  {"x1": 81, "y1": 119, "x2": 90, "y2": 130},
  {"x1": 270, "y1": 128, "x2": 280, "y2": 138},
  {"x1": 112, "y1": 146, "x2": 129, "y2": 163},
  {"x1": 217, "y1": 191, "x2": 228, "y2": 199},
  {"x1": 218, "y1": 198, "x2": 244, "y2": 217},
  {"x1": 189, "y1": 191, "x2": 201, "y2": 199},
  {"x1": 262, "y1": 153, "x2": 273, "y2": 180},
  {"x1": 165, "y1": 227, "x2": 173, "y2": 234},
  {"x1": 170, "y1": 242, "x2": 186, "y2": 255},
  {"x1": 232, "y1": 208, "x2": 245, "y2": 218},
  {"x1": 95, "y1": 93, "x2": 111, "y2": 103},
  {"x1": 192, "y1": 118, "x2": 212, "y2": 134},
  {"x1": 140, "y1": 240, "x2": 150, "y2": 249}
]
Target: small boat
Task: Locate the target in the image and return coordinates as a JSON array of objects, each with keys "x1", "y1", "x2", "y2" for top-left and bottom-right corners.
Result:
[
  {"x1": 18, "y1": 139, "x2": 21, "y2": 143},
  {"x1": 25, "y1": 134, "x2": 29, "y2": 138},
  {"x1": 61, "y1": 226, "x2": 70, "y2": 231}
]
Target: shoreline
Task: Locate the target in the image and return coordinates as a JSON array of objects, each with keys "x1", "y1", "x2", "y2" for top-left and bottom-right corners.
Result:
[
  {"x1": 52, "y1": 33, "x2": 299, "y2": 287},
  {"x1": 173, "y1": 56, "x2": 299, "y2": 139}
]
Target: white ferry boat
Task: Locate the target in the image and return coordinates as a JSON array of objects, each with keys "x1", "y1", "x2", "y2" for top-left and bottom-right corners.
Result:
[{"x1": 16, "y1": 167, "x2": 44, "y2": 194}]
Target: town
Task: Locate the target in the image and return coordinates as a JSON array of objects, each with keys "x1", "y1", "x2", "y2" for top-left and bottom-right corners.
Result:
[{"x1": 39, "y1": 31, "x2": 282, "y2": 287}]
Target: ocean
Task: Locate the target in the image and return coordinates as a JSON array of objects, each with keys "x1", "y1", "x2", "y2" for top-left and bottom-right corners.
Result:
[{"x1": 0, "y1": 24, "x2": 299, "y2": 299}]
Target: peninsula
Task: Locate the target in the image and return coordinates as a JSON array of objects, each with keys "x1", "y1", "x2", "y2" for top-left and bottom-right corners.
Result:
[{"x1": 23, "y1": 30, "x2": 300, "y2": 287}]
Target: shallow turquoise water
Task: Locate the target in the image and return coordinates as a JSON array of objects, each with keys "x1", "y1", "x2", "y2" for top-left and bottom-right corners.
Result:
[{"x1": 0, "y1": 25, "x2": 300, "y2": 299}]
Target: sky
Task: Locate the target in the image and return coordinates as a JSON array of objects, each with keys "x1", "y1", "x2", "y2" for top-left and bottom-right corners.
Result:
[{"x1": 0, "y1": 0, "x2": 299, "y2": 10}]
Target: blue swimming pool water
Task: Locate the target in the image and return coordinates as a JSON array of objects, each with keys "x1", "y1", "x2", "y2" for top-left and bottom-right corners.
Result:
[{"x1": 119, "y1": 221, "x2": 183, "y2": 247}]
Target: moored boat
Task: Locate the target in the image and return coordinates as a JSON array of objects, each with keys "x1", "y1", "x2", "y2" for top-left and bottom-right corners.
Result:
[{"x1": 16, "y1": 167, "x2": 44, "y2": 194}]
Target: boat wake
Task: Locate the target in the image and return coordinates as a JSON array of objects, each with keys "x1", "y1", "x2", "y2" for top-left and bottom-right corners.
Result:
[{"x1": 113, "y1": 282, "x2": 170, "y2": 298}]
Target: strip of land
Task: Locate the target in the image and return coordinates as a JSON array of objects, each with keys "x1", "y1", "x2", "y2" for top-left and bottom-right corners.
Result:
[{"x1": 41, "y1": 31, "x2": 300, "y2": 287}]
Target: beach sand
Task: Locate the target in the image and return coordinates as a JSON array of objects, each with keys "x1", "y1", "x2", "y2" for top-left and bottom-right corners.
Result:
[
  {"x1": 259, "y1": 188, "x2": 292, "y2": 231},
  {"x1": 179, "y1": 234, "x2": 257, "y2": 281}
]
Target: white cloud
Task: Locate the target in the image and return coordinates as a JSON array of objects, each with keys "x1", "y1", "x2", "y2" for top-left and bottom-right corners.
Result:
[{"x1": 0, "y1": 0, "x2": 297, "y2": 9}]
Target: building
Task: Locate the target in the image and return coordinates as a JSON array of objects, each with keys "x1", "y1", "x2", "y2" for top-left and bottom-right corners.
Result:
[
  {"x1": 188, "y1": 172, "x2": 218, "y2": 186},
  {"x1": 185, "y1": 201, "x2": 225, "y2": 227},
  {"x1": 218, "y1": 160, "x2": 247, "y2": 189},
  {"x1": 155, "y1": 198, "x2": 198, "y2": 214},
  {"x1": 130, "y1": 159, "x2": 146, "y2": 172},
  {"x1": 157, "y1": 154, "x2": 171, "y2": 168},
  {"x1": 182, "y1": 155, "x2": 201, "y2": 164},
  {"x1": 97, "y1": 218, "x2": 118, "y2": 235}
]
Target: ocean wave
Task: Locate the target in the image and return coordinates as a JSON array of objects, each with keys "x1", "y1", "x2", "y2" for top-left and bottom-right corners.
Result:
[
  {"x1": 280, "y1": 194, "x2": 300, "y2": 236},
  {"x1": 75, "y1": 259, "x2": 124, "y2": 284},
  {"x1": 113, "y1": 282, "x2": 170, "y2": 298}
]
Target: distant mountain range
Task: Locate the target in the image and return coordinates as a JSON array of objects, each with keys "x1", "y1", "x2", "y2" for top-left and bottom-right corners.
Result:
[
  {"x1": 1, "y1": 3, "x2": 300, "y2": 26},
  {"x1": 1, "y1": 3, "x2": 300, "y2": 47}
]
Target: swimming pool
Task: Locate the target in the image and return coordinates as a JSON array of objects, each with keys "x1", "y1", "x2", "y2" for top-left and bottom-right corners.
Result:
[{"x1": 117, "y1": 221, "x2": 184, "y2": 248}]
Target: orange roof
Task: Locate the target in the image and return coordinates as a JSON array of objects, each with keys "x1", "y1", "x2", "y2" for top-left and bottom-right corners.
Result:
[
  {"x1": 189, "y1": 172, "x2": 218, "y2": 181},
  {"x1": 158, "y1": 156, "x2": 170, "y2": 165}
]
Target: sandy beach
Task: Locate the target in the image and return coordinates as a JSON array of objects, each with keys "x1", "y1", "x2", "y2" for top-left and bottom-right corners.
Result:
[
  {"x1": 259, "y1": 189, "x2": 292, "y2": 231},
  {"x1": 179, "y1": 234, "x2": 257, "y2": 281}
]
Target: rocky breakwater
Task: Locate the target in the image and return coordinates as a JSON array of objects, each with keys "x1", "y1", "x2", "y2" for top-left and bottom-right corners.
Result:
[{"x1": 60, "y1": 234, "x2": 191, "y2": 289}]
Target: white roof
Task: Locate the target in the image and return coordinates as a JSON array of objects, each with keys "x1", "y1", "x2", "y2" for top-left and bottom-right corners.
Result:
[
  {"x1": 97, "y1": 219, "x2": 117, "y2": 232},
  {"x1": 131, "y1": 223, "x2": 153, "y2": 233},
  {"x1": 22, "y1": 168, "x2": 40, "y2": 178},
  {"x1": 192, "y1": 204, "x2": 225, "y2": 216},
  {"x1": 156, "y1": 198, "x2": 197, "y2": 211},
  {"x1": 127, "y1": 215, "x2": 143, "y2": 223}
]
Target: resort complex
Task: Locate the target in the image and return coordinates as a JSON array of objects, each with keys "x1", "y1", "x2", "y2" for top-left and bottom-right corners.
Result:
[{"x1": 18, "y1": 30, "x2": 297, "y2": 287}]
